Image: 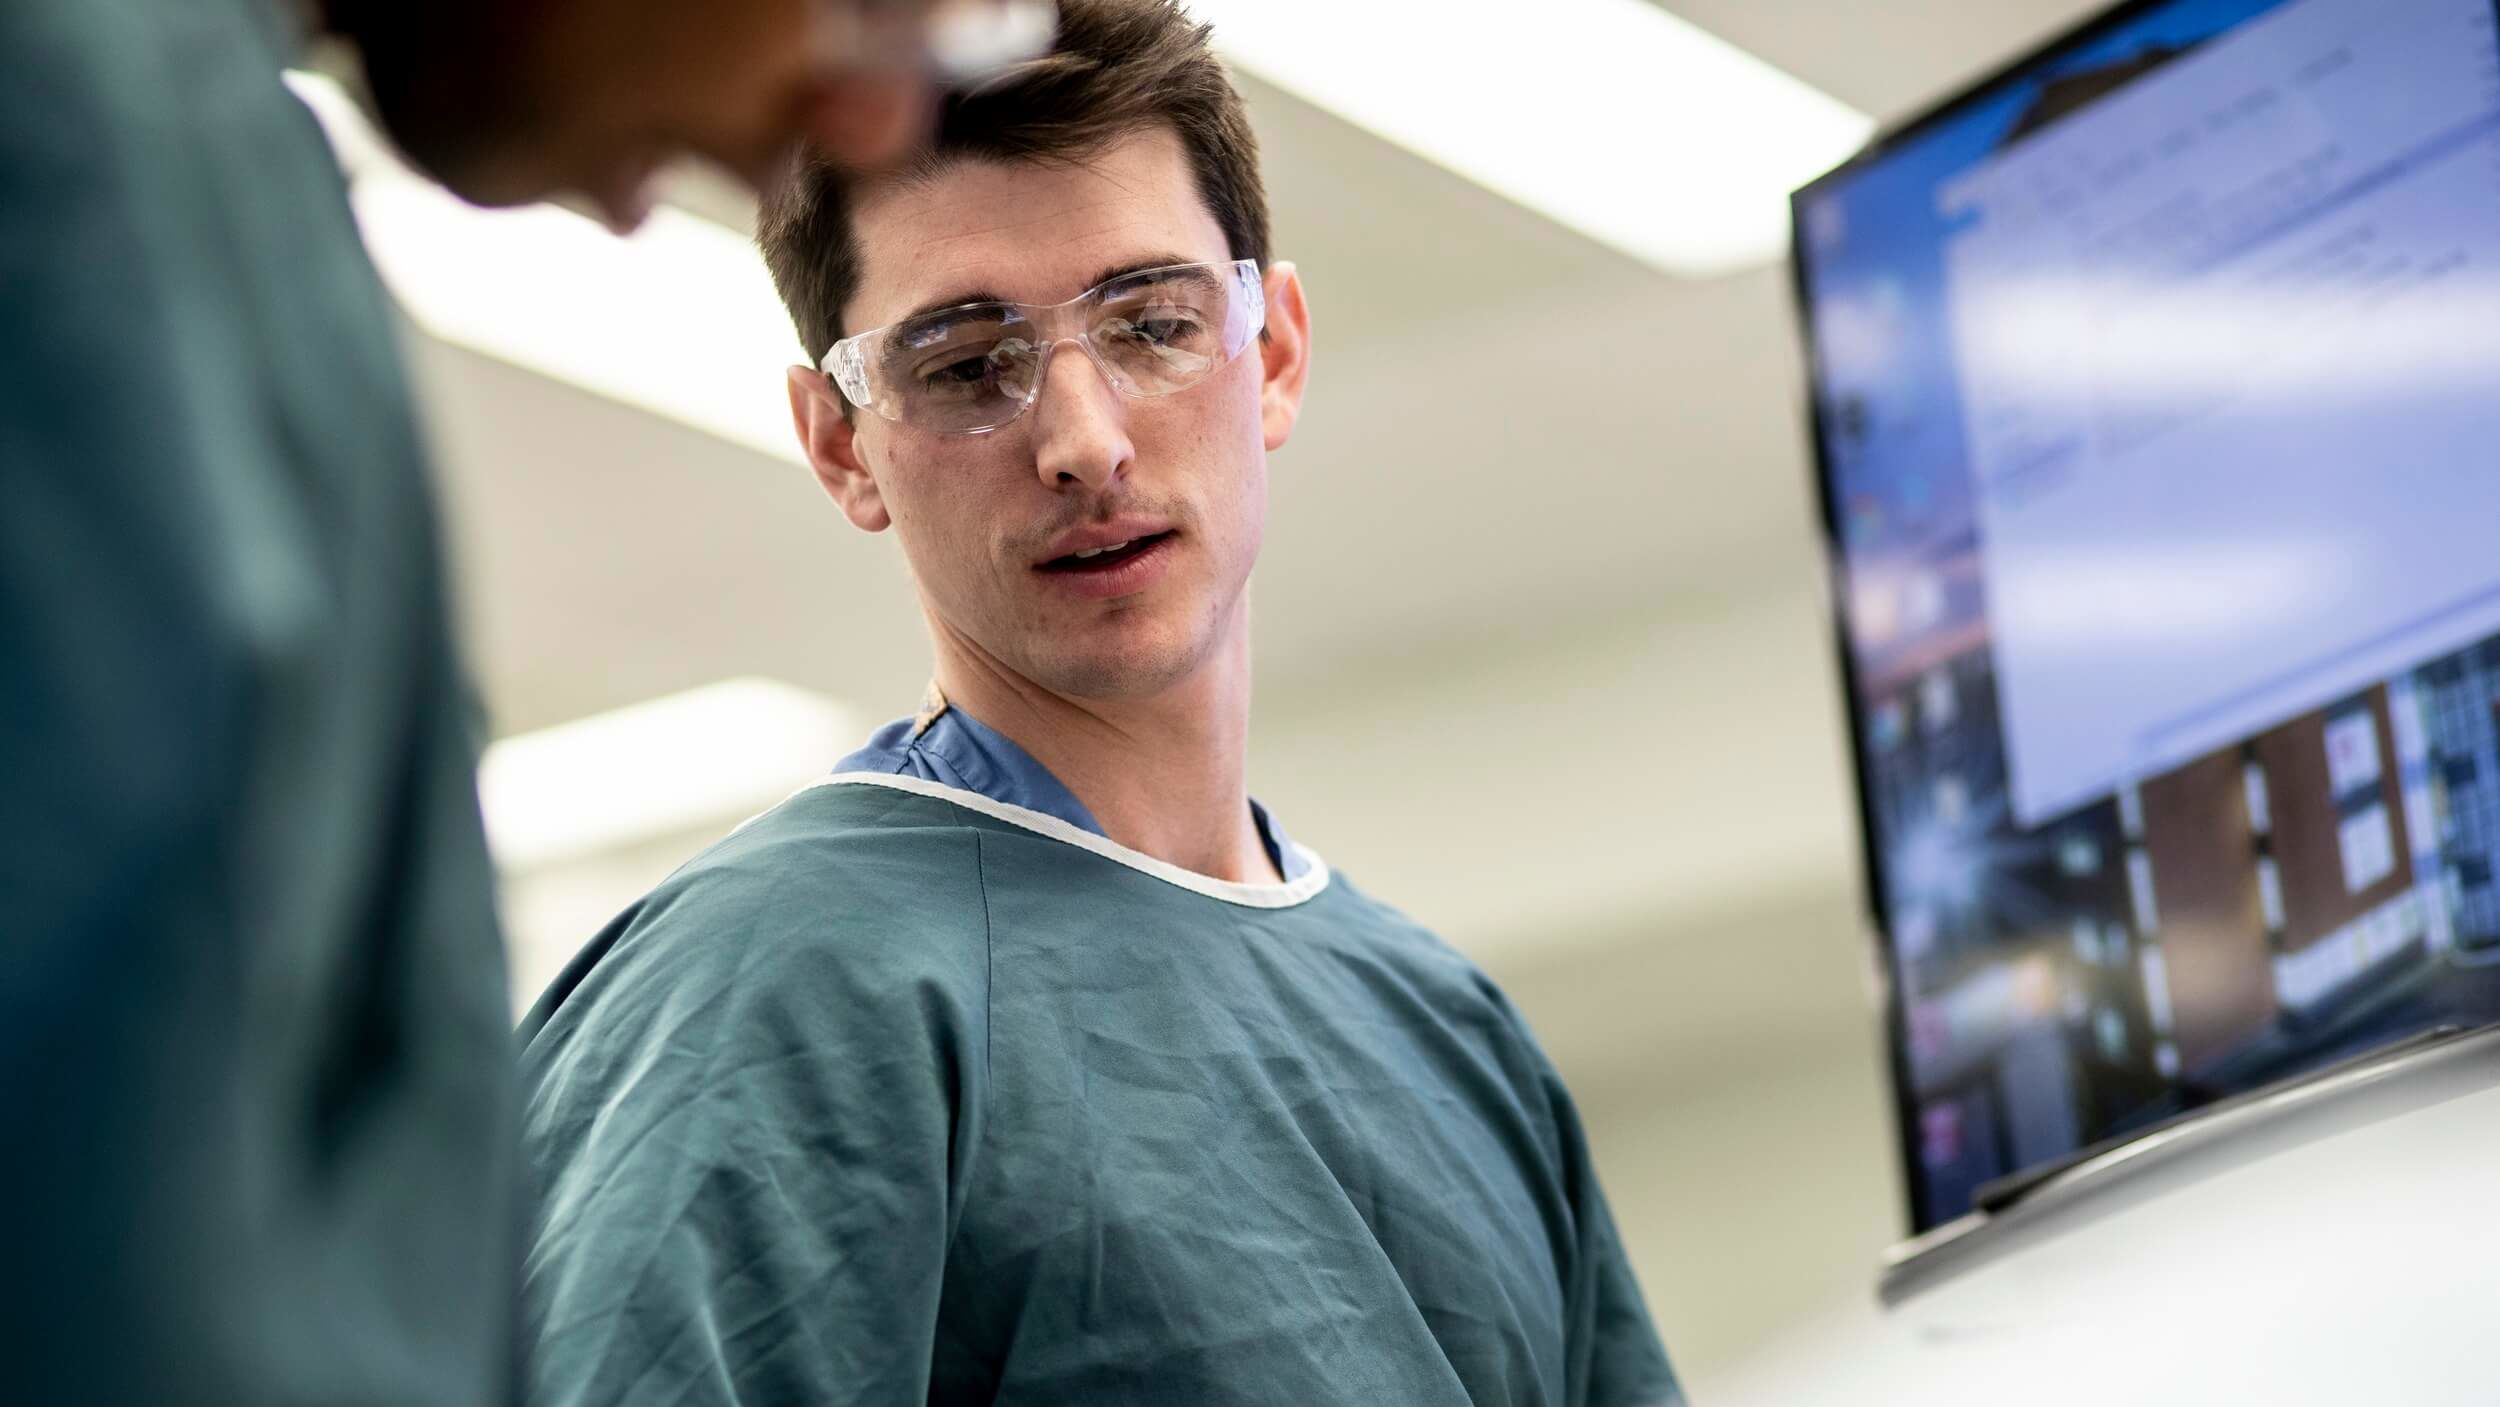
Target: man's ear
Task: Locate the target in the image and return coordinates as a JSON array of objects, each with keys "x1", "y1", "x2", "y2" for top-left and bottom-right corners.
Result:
[
  {"x1": 1257, "y1": 262, "x2": 1312, "y2": 453},
  {"x1": 787, "y1": 365, "x2": 891, "y2": 532}
]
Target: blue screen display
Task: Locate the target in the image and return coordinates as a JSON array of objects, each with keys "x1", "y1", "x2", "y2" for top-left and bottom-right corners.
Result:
[{"x1": 1795, "y1": 0, "x2": 2500, "y2": 1230}]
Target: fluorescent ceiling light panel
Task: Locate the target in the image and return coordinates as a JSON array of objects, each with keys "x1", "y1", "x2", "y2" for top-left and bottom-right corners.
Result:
[
  {"x1": 1183, "y1": 0, "x2": 1874, "y2": 276},
  {"x1": 286, "y1": 71, "x2": 805, "y2": 463},
  {"x1": 478, "y1": 677, "x2": 860, "y2": 872}
]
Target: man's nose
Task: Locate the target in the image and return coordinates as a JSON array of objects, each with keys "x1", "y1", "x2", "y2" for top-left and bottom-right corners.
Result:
[{"x1": 1028, "y1": 340, "x2": 1135, "y2": 493}]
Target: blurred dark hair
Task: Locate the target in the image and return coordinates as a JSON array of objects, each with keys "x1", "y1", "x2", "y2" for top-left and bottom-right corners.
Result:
[{"x1": 758, "y1": 0, "x2": 1270, "y2": 362}]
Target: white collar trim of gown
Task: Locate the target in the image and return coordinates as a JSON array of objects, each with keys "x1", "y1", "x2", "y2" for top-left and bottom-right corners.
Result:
[{"x1": 776, "y1": 772, "x2": 1334, "y2": 911}]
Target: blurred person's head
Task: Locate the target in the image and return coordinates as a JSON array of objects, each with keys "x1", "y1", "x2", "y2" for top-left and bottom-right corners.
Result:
[
  {"x1": 764, "y1": 0, "x2": 1311, "y2": 704},
  {"x1": 316, "y1": 0, "x2": 1006, "y2": 229}
]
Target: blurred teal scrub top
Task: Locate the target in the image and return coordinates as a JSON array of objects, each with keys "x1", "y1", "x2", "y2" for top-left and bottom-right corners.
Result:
[
  {"x1": 2, "y1": 1, "x2": 514, "y2": 1401},
  {"x1": 518, "y1": 704, "x2": 1683, "y2": 1406}
]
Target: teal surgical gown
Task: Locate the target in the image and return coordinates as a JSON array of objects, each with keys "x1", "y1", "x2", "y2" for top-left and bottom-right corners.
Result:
[{"x1": 519, "y1": 774, "x2": 1682, "y2": 1405}]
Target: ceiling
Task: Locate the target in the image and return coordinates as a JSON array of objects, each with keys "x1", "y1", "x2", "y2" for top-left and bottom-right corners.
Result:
[
  {"x1": 419, "y1": 0, "x2": 2118, "y2": 1046},
  {"x1": 1665, "y1": 0, "x2": 2125, "y2": 121}
]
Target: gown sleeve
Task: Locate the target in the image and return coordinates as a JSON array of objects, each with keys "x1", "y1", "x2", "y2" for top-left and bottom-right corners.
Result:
[
  {"x1": 518, "y1": 824, "x2": 993, "y2": 1406},
  {"x1": 1542, "y1": 1057, "x2": 1687, "y2": 1407}
]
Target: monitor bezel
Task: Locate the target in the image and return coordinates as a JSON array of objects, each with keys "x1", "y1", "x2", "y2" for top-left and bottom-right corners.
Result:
[{"x1": 1780, "y1": 0, "x2": 2438, "y2": 1237}]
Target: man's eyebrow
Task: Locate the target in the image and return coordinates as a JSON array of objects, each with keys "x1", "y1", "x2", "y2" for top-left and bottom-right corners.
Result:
[
  {"x1": 1085, "y1": 254, "x2": 1209, "y2": 293},
  {"x1": 891, "y1": 254, "x2": 1214, "y2": 327},
  {"x1": 898, "y1": 288, "x2": 1013, "y2": 327}
]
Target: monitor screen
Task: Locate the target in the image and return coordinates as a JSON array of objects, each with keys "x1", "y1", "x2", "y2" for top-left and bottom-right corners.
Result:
[{"x1": 1792, "y1": 0, "x2": 2500, "y2": 1232}]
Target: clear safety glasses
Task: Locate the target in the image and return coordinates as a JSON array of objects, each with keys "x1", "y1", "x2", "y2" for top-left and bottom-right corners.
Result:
[
  {"x1": 816, "y1": 0, "x2": 1060, "y2": 81},
  {"x1": 822, "y1": 259, "x2": 1267, "y2": 436}
]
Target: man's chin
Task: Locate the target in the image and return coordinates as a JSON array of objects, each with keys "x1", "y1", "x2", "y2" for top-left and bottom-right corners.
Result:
[
  {"x1": 380, "y1": 113, "x2": 653, "y2": 231},
  {"x1": 376, "y1": 103, "x2": 556, "y2": 207},
  {"x1": 424, "y1": 161, "x2": 549, "y2": 212}
]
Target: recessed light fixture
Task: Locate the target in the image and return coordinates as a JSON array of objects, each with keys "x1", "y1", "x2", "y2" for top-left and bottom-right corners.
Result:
[
  {"x1": 1184, "y1": 0, "x2": 1874, "y2": 275},
  {"x1": 478, "y1": 677, "x2": 860, "y2": 872}
]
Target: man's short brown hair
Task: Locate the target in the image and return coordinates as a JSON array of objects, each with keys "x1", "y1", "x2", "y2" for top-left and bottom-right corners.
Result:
[{"x1": 759, "y1": 0, "x2": 1270, "y2": 364}]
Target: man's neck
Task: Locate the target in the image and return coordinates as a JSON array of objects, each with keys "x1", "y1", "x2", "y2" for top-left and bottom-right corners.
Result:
[{"x1": 929, "y1": 618, "x2": 1276, "y2": 885}]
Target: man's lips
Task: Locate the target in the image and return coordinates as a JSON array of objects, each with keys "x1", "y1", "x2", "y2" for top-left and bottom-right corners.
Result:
[
  {"x1": 1036, "y1": 530, "x2": 1176, "y2": 572},
  {"x1": 1032, "y1": 531, "x2": 1180, "y2": 600},
  {"x1": 1034, "y1": 517, "x2": 1179, "y2": 568}
]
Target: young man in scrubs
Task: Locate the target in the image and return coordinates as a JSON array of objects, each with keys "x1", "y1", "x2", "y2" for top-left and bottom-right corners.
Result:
[
  {"x1": 1, "y1": 2, "x2": 1046, "y2": 1402},
  {"x1": 517, "y1": 2, "x2": 1683, "y2": 1402}
]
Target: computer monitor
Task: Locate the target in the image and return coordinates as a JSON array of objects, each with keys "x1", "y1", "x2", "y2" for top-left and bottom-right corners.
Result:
[{"x1": 1792, "y1": 0, "x2": 2500, "y2": 1234}]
